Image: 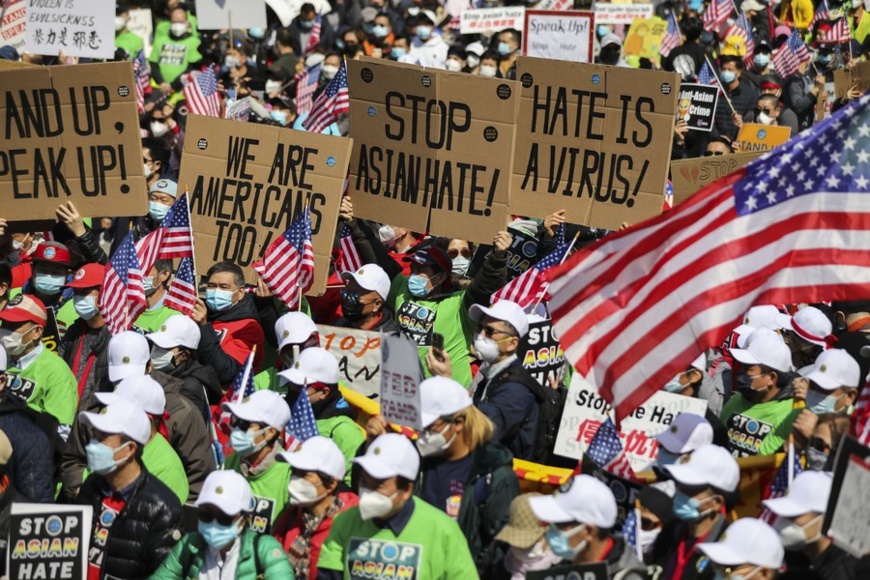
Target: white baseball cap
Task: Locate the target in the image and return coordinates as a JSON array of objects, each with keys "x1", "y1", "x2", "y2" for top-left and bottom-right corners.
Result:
[
  {"x1": 664, "y1": 443, "x2": 740, "y2": 492},
  {"x1": 279, "y1": 347, "x2": 340, "y2": 386},
  {"x1": 733, "y1": 305, "x2": 783, "y2": 347},
  {"x1": 730, "y1": 327, "x2": 793, "y2": 373},
  {"x1": 778, "y1": 306, "x2": 833, "y2": 348},
  {"x1": 147, "y1": 315, "x2": 201, "y2": 350},
  {"x1": 221, "y1": 390, "x2": 291, "y2": 431},
  {"x1": 274, "y1": 312, "x2": 318, "y2": 351},
  {"x1": 800, "y1": 348, "x2": 861, "y2": 391},
  {"x1": 80, "y1": 399, "x2": 151, "y2": 445},
  {"x1": 278, "y1": 435, "x2": 346, "y2": 481},
  {"x1": 96, "y1": 375, "x2": 166, "y2": 416},
  {"x1": 698, "y1": 518, "x2": 784, "y2": 570},
  {"x1": 469, "y1": 300, "x2": 530, "y2": 338},
  {"x1": 341, "y1": 264, "x2": 391, "y2": 303},
  {"x1": 353, "y1": 433, "x2": 420, "y2": 481},
  {"x1": 108, "y1": 331, "x2": 151, "y2": 382},
  {"x1": 656, "y1": 413, "x2": 714, "y2": 454},
  {"x1": 195, "y1": 470, "x2": 254, "y2": 516},
  {"x1": 690, "y1": 353, "x2": 706, "y2": 372},
  {"x1": 419, "y1": 377, "x2": 472, "y2": 429},
  {"x1": 0, "y1": 347, "x2": 6, "y2": 372},
  {"x1": 528, "y1": 475, "x2": 617, "y2": 528},
  {"x1": 762, "y1": 470, "x2": 832, "y2": 517}
]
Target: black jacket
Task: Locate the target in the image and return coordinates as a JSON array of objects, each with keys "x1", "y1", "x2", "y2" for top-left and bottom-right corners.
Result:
[
  {"x1": 58, "y1": 321, "x2": 111, "y2": 404},
  {"x1": 76, "y1": 469, "x2": 183, "y2": 579},
  {"x1": 333, "y1": 306, "x2": 400, "y2": 334},
  {"x1": 652, "y1": 513, "x2": 729, "y2": 580},
  {"x1": 198, "y1": 295, "x2": 263, "y2": 385},
  {"x1": 0, "y1": 394, "x2": 58, "y2": 503},
  {"x1": 713, "y1": 75, "x2": 760, "y2": 139},
  {"x1": 784, "y1": 544, "x2": 859, "y2": 580},
  {"x1": 163, "y1": 357, "x2": 221, "y2": 421},
  {"x1": 287, "y1": 16, "x2": 336, "y2": 57}
]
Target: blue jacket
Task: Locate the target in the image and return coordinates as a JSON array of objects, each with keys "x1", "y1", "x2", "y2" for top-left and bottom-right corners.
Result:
[{"x1": 473, "y1": 360, "x2": 539, "y2": 461}]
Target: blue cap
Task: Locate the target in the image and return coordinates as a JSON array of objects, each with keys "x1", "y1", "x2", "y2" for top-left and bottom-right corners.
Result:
[{"x1": 149, "y1": 178, "x2": 178, "y2": 198}]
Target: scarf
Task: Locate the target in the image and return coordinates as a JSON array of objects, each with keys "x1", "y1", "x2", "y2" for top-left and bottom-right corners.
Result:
[{"x1": 288, "y1": 494, "x2": 345, "y2": 579}]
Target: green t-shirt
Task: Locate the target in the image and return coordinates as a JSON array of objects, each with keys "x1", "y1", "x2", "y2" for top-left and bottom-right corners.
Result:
[
  {"x1": 143, "y1": 433, "x2": 189, "y2": 504},
  {"x1": 115, "y1": 31, "x2": 144, "y2": 58},
  {"x1": 6, "y1": 345, "x2": 78, "y2": 429},
  {"x1": 388, "y1": 277, "x2": 474, "y2": 387},
  {"x1": 317, "y1": 416, "x2": 365, "y2": 486},
  {"x1": 225, "y1": 452, "x2": 291, "y2": 535},
  {"x1": 148, "y1": 30, "x2": 202, "y2": 84},
  {"x1": 318, "y1": 497, "x2": 478, "y2": 579},
  {"x1": 254, "y1": 367, "x2": 284, "y2": 394},
  {"x1": 133, "y1": 304, "x2": 181, "y2": 334},
  {"x1": 719, "y1": 394, "x2": 802, "y2": 457}
]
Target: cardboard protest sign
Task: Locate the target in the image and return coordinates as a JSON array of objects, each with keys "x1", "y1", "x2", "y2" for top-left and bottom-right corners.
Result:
[
  {"x1": 127, "y1": 8, "x2": 153, "y2": 58},
  {"x1": 511, "y1": 58, "x2": 679, "y2": 230},
  {"x1": 25, "y1": 0, "x2": 114, "y2": 59},
  {"x1": 676, "y1": 83, "x2": 719, "y2": 132},
  {"x1": 7, "y1": 503, "x2": 92, "y2": 580},
  {"x1": 465, "y1": 226, "x2": 539, "y2": 281},
  {"x1": 554, "y1": 375, "x2": 708, "y2": 472},
  {"x1": 460, "y1": 7, "x2": 526, "y2": 35},
  {"x1": 265, "y1": 0, "x2": 331, "y2": 27},
  {"x1": 528, "y1": 562, "x2": 608, "y2": 580},
  {"x1": 834, "y1": 63, "x2": 870, "y2": 100},
  {"x1": 735, "y1": 123, "x2": 791, "y2": 153},
  {"x1": 670, "y1": 152, "x2": 761, "y2": 204},
  {"x1": 347, "y1": 57, "x2": 518, "y2": 243},
  {"x1": 523, "y1": 11, "x2": 594, "y2": 64},
  {"x1": 624, "y1": 17, "x2": 667, "y2": 65},
  {"x1": 594, "y1": 3, "x2": 654, "y2": 25},
  {"x1": 521, "y1": 318, "x2": 566, "y2": 390},
  {"x1": 318, "y1": 324, "x2": 381, "y2": 397},
  {"x1": 178, "y1": 115, "x2": 352, "y2": 294},
  {"x1": 197, "y1": 0, "x2": 267, "y2": 30},
  {"x1": 0, "y1": 62, "x2": 148, "y2": 222},
  {"x1": 1, "y1": 0, "x2": 26, "y2": 53},
  {"x1": 380, "y1": 332, "x2": 424, "y2": 430}
]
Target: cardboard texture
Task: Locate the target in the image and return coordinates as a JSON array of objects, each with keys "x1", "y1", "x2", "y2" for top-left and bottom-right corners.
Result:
[
  {"x1": 624, "y1": 16, "x2": 667, "y2": 65},
  {"x1": 0, "y1": 62, "x2": 147, "y2": 222},
  {"x1": 735, "y1": 123, "x2": 791, "y2": 152},
  {"x1": 460, "y1": 6, "x2": 526, "y2": 34},
  {"x1": 833, "y1": 63, "x2": 870, "y2": 99},
  {"x1": 197, "y1": 0, "x2": 267, "y2": 30},
  {"x1": 594, "y1": 3, "x2": 654, "y2": 25},
  {"x1": 1, "y1": 0, "x2": 26, "y2": 53},
  {"x1": 177, "y1": 115, "x2": 352, "y2": 295},
  {"x1": 670, "y1": 152, "x2": 761, "y2": 204},
  {"x1": 523, "y1": 11, "x2": 594, "y2": 63},
  {"x1": 347, "y1": 57, "x2": 518, "y2": 243},
  {"x1": 511, "y1": 57, "x2": 678, "y2": 230},
  {"x1": 318, "y1": 324, "x2": 381, "y2": 397},
  {"x1": 25, "y1": 0, "x2": 115, "y2": 59},
  {"x1": 676, "y1": 83, "x2": 719, "y2": 132}
]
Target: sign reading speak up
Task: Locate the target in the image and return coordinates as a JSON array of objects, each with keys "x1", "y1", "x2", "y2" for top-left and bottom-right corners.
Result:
[
  {"x1": 347, "y1": 57, "x2": 518, "y2": 243},
  {"x1": 511, "y1": 57, "x2": 679, "y2": 230},
  {"x1": 0, "y1": 62, "x2": 147, "y2": 221},
  {"x1": 178, "y1": 115, "x2": 352, "y2": 294}
]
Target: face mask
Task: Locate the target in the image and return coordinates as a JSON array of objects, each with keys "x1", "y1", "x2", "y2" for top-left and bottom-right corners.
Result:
[
  {"x1": 498, "y1": 42, "x2": 513, "y2": 55},
  {"x1": 34, "y1": 272, "x2": 66, "y2": 296},
  {"x1": 775, "y1": 514, "x2": 822, "y2": 551},
  {"x1": 1, "y1": 330, "x2": 33, "y2": 357},
  {"x1": 407, "y1": 274, "x2": 432, "y2": 298},
  {"x1": 720, "y1": 70, "x2": 737, "y2": 84},
  {"x1": 198, "y1": 519, "x2": 242, "y2": 551},
  {"x1": 115, "y1": 17, "x2": 127, "y2": 32},
  {"x1": 85, "y1": 439, "x2": 131, "y2": 475},
  {"x1": 655, "y1": 447, "x2": 681, "y2": 468},
  {"x1": 270, "y1": 110, "x2": 288, "y2": 125},
  {"x1": 378, "y1": 225, "x2": 396, "y2": 247},
  {"x1": 341, "y1": 292, "x2": 366, "y2": 322},
  {"x1": 757, "y1": 112, "x2": 775, "y2": 126},
  {"x1": 805, "y1": 389, "x2": 840, "y2": 415},
  {"x1": 225, "y1": 55, "x2": 241, "y2": 69},
  {"x1": 265, "y1": 80, "x2": 282, "y2": 94},
  {"x1": 637, "y1": 523, "x2": 661, "y2": 554},
  {"x1": 673, "y1": 491, "x2": 715, "y2": 521},
  {"x1": 143, "y1": 163, "x2": 154, "y2": 179},
  {"x1": 596, "y1": 25, "x2": 610, "y2": 38},
  {"x1": 230, "y1": 427, "x2": 268, "y2": 457},
  {"x1": 445, "y1": 59, "x2": 463, "y2": 72},
  {"x1": 391, "y1": 47, "x2": 407, "y2": 59},
  {"x1": 735, "y1": 373, "x2": 768, "y2": 403},
  {"x1": 206, "y1": 289, "x2": 235, "y2": 312},
  {"x1": 663, "y1": 374, "x2": 685, "y2": 393},
  {"x1": 416, "y1": 25, "x2": 433, "y2": 40},
  {"x1": 74, "y1": 295, "x2": 99, "y2": 320},
  {"x1": 452, "y1": 256, "x2": 469, "y2": 275},
  {"x1": 288, "y1": 475, "x2": 326, "y2": 505},
  {"x1": 151, "y1": 345, "x2": 176, "y2": 372},
  {"x1": 322, "y1": 64, "x2": 339, "y2": 80},
  {"x1": 170, "y1": 23, "x2": 188, "y2": 37},
  {"x1": 149, "y1": 201, "x2": 171, "y2": 222},
  {"x1": 818, "y1": 54, "x2": 832, "y2": 65},
  {"x1": 372, "y1": 24, "x2": 389, "y2": 38},
  {"x1": 511, "y1": 540, "x2": 549, "y2": 562},
  {"x1": 545, "y1": 523, "x2": 586, "y2": 560},
  {"x1": 474, "y1": 335, "x2": 503, "y2": 363},
  {"x1": 344, "y1": 44, "x2": 359, "y2": 55},
  {"x1": 807, "y1": 446, "x2": 829, "y2": 471},
  {"x1": 142, "y1": 275, "x2": 157, "y2": 297},
  {"x1": 299, "y1": 19, "x2": 315, "y2": 30},
  {"x1": 479, "y1": 65, "x2": 497, "y2": 77},
  {"x1": 358, "y1": 487, "x2": 398, "y2": 520},
  {"x1": 415, "y1": 424, "x2": 457, "y2": 457},
  {"x1": 467, "y1": 54, "x2": 480, "y2": 68},
  {"x1": 754, "y1": 54, "x2": 770, "y2": 68},
  {"x1": 248, "y1": 27, "x2": 265, "y2": 39},
  {"x1": 150, "y1": 120, "x2": 169, "y2": 138}
]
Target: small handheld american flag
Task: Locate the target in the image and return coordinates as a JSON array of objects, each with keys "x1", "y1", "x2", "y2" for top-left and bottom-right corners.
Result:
[
  {"x1": 183, "y1": 68, "x2": 222, "y2": 117},
  {"x1": 305, "y1": 15, "x2": 322, "y2": 55},
  {"x1": 336, "y1": 223, "x2": 363, "y2": 276},
  {"x1": 101, "y1": 233, "x2": 147, "y2": 335},
  {"x1": 492, "y1": 240, "x2": 572, "y2": 310},
  {"x1": 217, "y1": 348, "x2": 257, "y2": 434},
  {"x1": 303, "y1": 60, "x2": 349, "y2": 133},
  {"x1": 772, "y1": 30, "x2": 811, "y2": 78},
  {"x1": 164, "y1": 257, "x2": 198, "y2": 316},
  {"x1": 759, "y1": 457, "x2": 802, "y2": 524},
  {"x1": 133, "y1": 50, "x2": 149, "y2": 113},
  {"x1": 585, "y1": 418, "x2": 637, "y2": 481},
  {"x1": 284, "y1": 390, "x2": 320, "y2": 451},
  {"x1": 660, "y1": 12, "x2": 682, "y2": 58},
  {"x1": 136, "y1": 192, "x2": 194, "y2": 278},
  {"x1": 295, "y1": 63, "x2": 322, "y2": 114},
  {"x1": 252, "y1": 206, "x2": 315, "y2": 309}
]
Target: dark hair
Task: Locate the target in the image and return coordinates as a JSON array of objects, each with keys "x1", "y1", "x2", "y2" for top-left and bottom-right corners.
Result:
[
  {"x1": 396, "y1": 476, "x2": 414, "y2": 491},
  {"x1": 708, "y1": 135, "x2": 733, "y2": 148},
  {"x1": 206, "y1": 262, "x2": 245, "y2": 288},
  {"x1": 498, "y1": 28, "x2": 522, "y2": 46},
  {"x1": 142, "y1": 137, "x2": 171, "y2": 171},
  {"x1": 276, "y1": 27, "x2": 294, "y2": 48},
  {"x1": 300, "y1": 3, "x2": 316, "y2": 16},
  {"x1": 831, "y1": 300, "x2": 870, "y2": 315},
  {"x1": 121, "y1": 436, "x2": 146, "y2": 462},
  {"x1": 374, "y1": 11, "x2": 393, "y2": 26},
  {"x1": 762, "y1": 73, "x2": 785, "y2": 86},
  {"x1": 0, "y1": 264, "x2": 11, "y2": 299},
  {"x1": 758, "y1": 94, "x2": 780, "y2": 109},
  {"x1": 595, "y1": 525, "x2": 613, "y2": 541},
  {"x1": 719, "y1": 55, "x2": 744, "y2": 69},
  {"x1": 759, "y1": 364, "x2": 794, "y2": 390},
  {"x1": 681, "y1": 16, "x2": 703, "y2": 43}
]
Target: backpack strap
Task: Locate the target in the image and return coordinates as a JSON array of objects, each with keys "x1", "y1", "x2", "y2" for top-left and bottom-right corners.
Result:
[{"x1": 487, "y1": 365, "x2": 546, "y2": 443}]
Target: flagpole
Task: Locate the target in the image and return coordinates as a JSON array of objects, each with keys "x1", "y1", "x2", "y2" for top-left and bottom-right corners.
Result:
[
  {"x1": 787, "y1": 435, "x2": 795, "y2": 492},
  {"x1": 704, "y1": 55, "x2": 737, "y2": 116},
  {"x1": 234, "y1": 346, "x2": 256, "y2": 404},
  {"x1": 183, "y1": 186, "x2": 199, "y2": 291},
  {"x1": 528, "y1": 231, "x2": 580, "y2": 313}
]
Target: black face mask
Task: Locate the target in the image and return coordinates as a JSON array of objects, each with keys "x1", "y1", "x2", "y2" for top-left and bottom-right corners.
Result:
[
  {"x1": 341, "y1": 290, "x2": 366, "y2": 322},
  {"x1": 735, "y1": 372, "x2": 769, "y2": 403}
]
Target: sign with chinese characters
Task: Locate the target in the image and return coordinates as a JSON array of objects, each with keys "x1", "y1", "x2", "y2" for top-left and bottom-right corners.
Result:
[{"x1": 25, "y1": 0, "x2": 115, "y2": 59}]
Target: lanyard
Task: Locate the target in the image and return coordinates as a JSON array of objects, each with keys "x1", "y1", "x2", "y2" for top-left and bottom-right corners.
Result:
[{"x1": 71, "y1": 336, "x2": 96, "y2": 398}]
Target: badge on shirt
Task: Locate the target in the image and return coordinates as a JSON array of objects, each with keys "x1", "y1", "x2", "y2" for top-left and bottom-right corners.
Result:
[
  {"x1": 250, "y1": 496, "x2": 276, "y2": 535},
  {"x1": 396, "y1": 302, "x2": 436, "y2": 346},
  {"x1": 348, "y1": 538, "x2": 423, "y2": 580}
]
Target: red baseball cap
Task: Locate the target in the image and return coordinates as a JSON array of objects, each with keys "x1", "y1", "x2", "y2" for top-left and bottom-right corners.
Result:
[
  {"x1": 403, "y1": 246, "x2": 452, "y2": 273},
  {"x1": 66, "y1": 263, "x2": 104, "y2": 289},
  {"x1": 0, "y1": 294, "x2": 48, "y2": 327},
  {"x1": 32, "y1": 242, "x2": 72, "y2": 266}
]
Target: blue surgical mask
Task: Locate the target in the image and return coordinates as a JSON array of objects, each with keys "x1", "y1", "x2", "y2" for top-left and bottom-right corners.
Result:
[
  {"x1": 86, "y1": 439, "x2": 130, "y2": 475},
  {"x1": 663, "y1": 375, "x2": 685, "y2": 393},
  {"x1": 545, "y1": 523, "x2": 586, "y2": 560},
  {"x1": 372, "y1": 24, "x2": 389, "y2": 38},
  {"x1": 73, "y1": 295, "x2": 99, "y2": 320},
  {"x1": 720, "y1": 70, "x2": 737, "y2": 84},
  {"x1": 391, "y1": 47, "x2": 407, "y2": 59},
  {"x1": 498, "y1": 41, "x2": 512, "y2": 55},
  {"x1": 805, "y1": 389, "x2": 840, "y2": 415},
  {"x1": 34, "y1": 273, "x2": 66, "y2": 296},
  {"x1": 248, "y1": 27, "x2": 265, "y2": 39},
  {"x1": 754, "y1": 53, "x2": 770, "y2": 68},
  {"x1": 142, "y1": 276, "x2": 156, "y2": 296},
  {"x1": 407, "y1": 274, "x2": 431, "y2": 298},
  {"x1": 655, "y1": 448, "x2": 681, "y2": 468},
  {"x1": 299, "y1": 19, "x2": 315, "y2": 30},
  {"x1": 206, "y1": 289, "x2": 235, "y2": 312},
  {"x1": 597, "y1": 25, "x2": 610, "y2": 38},
  {"x1": 672, "y1": 490, "x2": 702, "y2": 520},
  {"x1": 270, "y1": 110, "x2": 288, "y2": 125},
  {"x1": 198, "y1": 519, "x2": 241, "y2": 551},
  {"x1": 818, "y1": 53, "x2": 832, "y2": 65},
  {"x1": 149, "y1": 201, "x2": 170, "y2": 222},
  {"x1": 416, "y1": 25, "x2": 433, "y2": 40},
  {"x1": 230, "y1": 427, "x2": 267, "y2": 456}
]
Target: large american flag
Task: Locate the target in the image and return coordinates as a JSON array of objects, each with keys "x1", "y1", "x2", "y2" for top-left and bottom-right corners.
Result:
[
  {"x1": 492, "y1": 239, "x2": 572, "y2": 311},
  {"x1": 253, "y1": 207, "x2": 315, "y2": 309},
  {"x1": 136, "y1": 192, "x2": 194, "y2": 279},
  {"x1": 164, "y1": 257, "x2": 198, "y2": 316},
  {"x1": 546, "y1": 94, "x2": 870, "y2": 421},
  {"x1": 759, "y1": 456, "x2": 802, "y2": 523},
  {"x1": 336, "y1": 223, "x2": 363, "y2": 276},
  {"x1": 585, "y1": 418, "x2": 636, "y2": 481},
  {"x1": 702, "y1": 0, "x2": 734, "y2": 32},
  {"x1": 295, "y1": 63, "x2": 322, "y2": 114},
  {"x1": 133, "y1": 50, "x2": 149, "y2": 113},
  {"x1": 305, "y1": 15, "x2": 322, "y2": 55},
  {"x1": 284, "y1": 390, "x2": 320, "y2": 451},
  {"x1": 660, "y1": 12, "x2": 682, "y2": 58},
  {"x1": 723, "y1": 12, "x2": 755, "y2": 65},
  {"x1": 853, "y1": 375, "x2": 870, "y2": 446},
  {"x1": 772, "y1": 30, "x2": 811, "y2": 78},
  {"x1": 183, "y1": 68, "x2": 222, "y2": 117},
  {"x1": 303, "y1": 61, "x2": 349, "y2": 133},
  {"x1": 101, "y1": 233, "x2": 147, "y2": 334}
]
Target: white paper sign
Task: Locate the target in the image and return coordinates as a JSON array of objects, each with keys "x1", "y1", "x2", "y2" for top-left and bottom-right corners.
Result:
[
  {"x1": 524, "y1": 11, "x2": 594, "y2": 63},
  {"x1": 554, "y1": 375, "x2": 709, "y2": 472},
  {"x1": 126, "y1": 8, "x2": 153, "y2": 58},
  {"x1": 594, "y1": 3, "x2": 654, "y2": 25},
  {"x1": 1, "y1": 0, "x2": 27, "y2": 53},
  {"x1": 535, "y1": 0, "x2": 574, "y2": 11},
  {"x1": 828, "y1": 455, "x2": 870, "y2": 557},
  {"x1": 265, "y1": 0, "x2": 332, "y2": 27},
  {"x1": 380, "y1": 332, "x2": 424, "y2": 430},
  {"x1": 318, "y1": 324, "x2": 381, "y2": 397},
  {"x1": 460, "y1": 7, "x2": 526, "y2": 35},
  {"x1": 197, "y1": 0, "x2": 267, "y2": 30},
  {"x1": 25, "y1": 0, "x2": 114, "y2": 59}
]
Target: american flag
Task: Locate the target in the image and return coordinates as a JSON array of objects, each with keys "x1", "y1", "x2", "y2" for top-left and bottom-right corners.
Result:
[
  {"x1": 818, "y1": 17, "x2": 851, "y2": 45},
  {"x1": 492, "y1": 240, "x2": 572, "y2": 310},
  {"x1": 336, "y1": 224, "x2": 363, "y2": 276},
  {"x1": 303, "y1": 60, "x2": 349, "y2": 133},
  {"x1": 852, "y1": 375, "x2": 870, "y2": 445},
  {"x1": 698, "y1": 60, "x2": 717, "y2": 85},
  {"x1": 218, "y1": 349, "x2": 257, "y2": 435},
  {"x1": 702, "y1": 0, "x2": 734, "y2": 32},
  {"x1": 284, "y1": 390, "x2": 320, "y2": 451},
  {"x1": 660, "y1": 12, "x2": 682, "y2": 58},
  {"x1": 585, "y1": 418, "x2": 636, "y2": 480},
  {"x1": 811, "y1": 0, "x2": 829, "y2": 28},
  {"x1": 724, "y1": 12, "x2": 756, "y2": 65},
  {"x1": 545, "y1": 94, "x2": 870, "y2": 422},
  {"x1": 759, "y1": 456, "x2": 803, "y2": 523},
  {"x1": 772, "y1": 30, "x2": 812, "y2": 78},
  {"x1": 622, "y1": 508, "x2": 640, "y2": 556},
  {"x1": 133, "y1": 50, "x2": 149, "y2": 114},
  {"x1": 101, "y1": 233, "x2": 147, "y2": 335},
  {"x1": 252, "y1": 207, "x2": 315, "y2": 309},
  {"x1": 295, "y1": 63, "x2": 322, "y2": 114},
  {"x1": 305, "y1": 15, "x2": 322, "y2": 55},
  {"x1": 183, "y1": 68, "x2": 222, "y2": 117},
  {"x1": 136, "y1": 192, "x2": 194, "y2": 279},
  {"x1": 164, "y1": 257, "x2": 198, "y2": 316}
]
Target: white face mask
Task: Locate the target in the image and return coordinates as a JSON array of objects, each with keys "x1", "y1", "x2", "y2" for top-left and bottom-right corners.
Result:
[
  {"x1": 452, "y1": 256, "x2": 470, "y2": 276},
  {"x1": 322, "y1": 64, "x2": 339, "y2": 80},
  {"x1": 1, "y1": 329, "x2": 34, "y2": 357},
  {"x1": 265, "y1": 80, "x2": 282, "y2": 94},
  {"x1": 479, "y1": 65, "x2": 497, "y2": 77},
  {"x1": 474, "y1": 335, "x2": 502, "y2": 363},
  {"x1": 467, "y1": 55, "x2": 480, "y2": 69},
  {"x1": 115, "y1": 16, "x2": 127, "y2": 32},
  {"x1": 170, "y1": 22, "x2": 188, "y2": 37},
  {"x1": 415, "y1": 424, "x2": 457, "y2": 457},
  {"x1": 445, "y1": 59, "x2": 463, "y2": 72},
  {"x1": 150, "y1": 345, "x2": 176, "y2": 371},
  {"x1": 378, "y1": 225, "x2": 396, "y2": 248},
  {"x1": 757, "y1": 112, "x2": 775, "y2": 125},
  {"x1": 634, "y1": 509, "x2": 661, "y2": 554},
  {"x1": 288, "y1": 475, "x2": 326, "y2": 505},
  {"x1": 775, "y1": 514, "x2": 822, "y2": 551},
  {"x1": 150, "y1": 121, "x2": 169, "y2": 138},
  {"x1": 358, "y1": 487, "x2": 398, "y2": 520},
  {"x1": 143, "y1": 163, "x2": 153, "y2": 179}
]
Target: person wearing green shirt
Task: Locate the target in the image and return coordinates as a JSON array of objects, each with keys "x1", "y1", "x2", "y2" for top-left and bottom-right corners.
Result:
[
  {"x1": 115, "y1": 3, "x2": 144, "y2": 58},
  {"x1": 254, "y1": 311, "x2": 320, "y2": 394},
  {"x1": 721, "y1": 328, "x2": 801, "y2": 457},
  {"x1": 223, "y1": 390, "x2": 292, "y2": 535},
  {"x1": 149, "y1": 7, "x2": 202, "y2": 90},
  {"x1": 133, "y1": 259, "x2": 182, "y2": 334},
  {"x1": 0, "y1": 294, "x2": 78, "y2": 440},
  {"x1": 852, "y1": 0, "x2": 870, "y2": 45},
  {"x1": 317, "y1": 433, "x2": 477, "y2": 579}
]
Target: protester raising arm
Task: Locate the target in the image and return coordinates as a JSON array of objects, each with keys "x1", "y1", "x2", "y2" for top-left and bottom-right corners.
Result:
[
  {"x1": 54, "y1": 201, "x2": 109, "y2": 265},
  {"x1": 464, "y1": 230, "x2": 511, "y2": 309},
  {"x1": 340, "y1": 197, "x2": 404, "y2": 279}
]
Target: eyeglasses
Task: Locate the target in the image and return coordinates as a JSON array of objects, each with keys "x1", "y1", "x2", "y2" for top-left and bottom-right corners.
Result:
[
  {"x1": 640, "y1": 516, "x2": 663, "y2": 531},
  {"x1": 755, "y1": 108, "x2": 774, "y2": 116},
  {"x1": 704, "y1": 150, "x2": 726, "y2": 156},
  {"x1": 447, "y1": 248, "x2": 472, "y2": 259},
  {"x1": 198, "y1": 511, "x2": 236, "y2": 526},
  {"x1": 477, "y1": 324, "x2": 514, "y2": 338}
]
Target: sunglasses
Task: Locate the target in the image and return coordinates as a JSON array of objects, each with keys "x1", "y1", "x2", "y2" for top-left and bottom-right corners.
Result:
[
  {"x1": 755, "y1": 108, "x2": 774, "y2": 116},
  {"x1": 231, "y1": 419, "x2": 254, "y2": 431},
  {"x1": 704, "y1": 150, "x2": 726, "y2": 156},
  {"x1": 198, "y1": 511, "x2": 236, "y2": 526},
  {"x1": 640, "y1": 517, "x2": 663, "y2": 531},
  {"x1": 477, "y1": 324, "x2": 513, "y2": 338},
  {"x1": 447, "y1": 248, "x2": 472, "y2": 259},
  {"x1": 809, "y1": 437, "x2": 831, "y2": 454}
]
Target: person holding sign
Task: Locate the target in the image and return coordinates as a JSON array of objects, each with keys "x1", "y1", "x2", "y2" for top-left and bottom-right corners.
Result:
[
  {"x1": 733, "y1": 94, "x2": 800, "y2": 135},
  {"x1": 696, "y1": 518, "x2": 784, "y2": 580}
]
